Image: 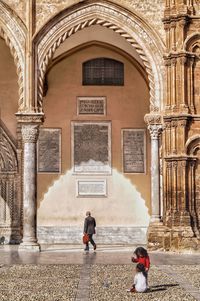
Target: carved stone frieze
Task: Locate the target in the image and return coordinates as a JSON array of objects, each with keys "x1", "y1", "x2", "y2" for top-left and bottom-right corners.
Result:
[
  {"x1": 16, "y1": 113, "x2": 44, "y2": 124},
  {"x1": 35, "y1": 1, "x2": 164, "y2": 113},
  {"x1": 36, "y1": 0, "x2": 165, "y2": 40},
  {"x1": 1, "y1": 0, "x2": 26, "y2": 23},
  {"x1": 144, "y1": 113, "x2": 162, "y2": 125}
]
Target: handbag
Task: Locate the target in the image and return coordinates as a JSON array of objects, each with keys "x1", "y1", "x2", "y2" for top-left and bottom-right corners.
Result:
[{"x1": 83, "y1": 233, "x2": 89, "y2": 244}]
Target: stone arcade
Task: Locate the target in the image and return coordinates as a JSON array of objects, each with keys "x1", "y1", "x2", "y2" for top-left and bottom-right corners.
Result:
[{"x1": 0, "y1": 0, "x2": 200, "y2": 252}]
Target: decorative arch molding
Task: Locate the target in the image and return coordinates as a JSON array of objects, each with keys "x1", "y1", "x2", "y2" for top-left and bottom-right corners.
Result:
[
  {"x1": 34, "y1": 0, "x2": 165, "y2": 113},
  {"x1": 184, "y1": 32, "x2": 200, "y2": 53},
  {"x1": 0, "y1": 124, "x2": 18, "y2": 172},
  {"x1": 185, "y1": 135, "x2": 200, "y2": 155},
  {"x1": 0, "y1": 1, "x2": 26, "y2": 112}
]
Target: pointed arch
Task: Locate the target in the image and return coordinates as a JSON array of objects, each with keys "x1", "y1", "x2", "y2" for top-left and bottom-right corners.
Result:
[
  {"x1": 0, "y1": 122, "x2": 18, "y2": 172},
  {"x1": 0, "y1": 1, "x2": 26, "y2": 112},
  {"x1": 184, "y1": 32, "x2": 200, "y2": 53},
  {"x1": 186, "y1": 135, "x2": 200, "y2": 156},
  {"x1": 34, "y1": 0, "x2": 165, "y2": 113}
]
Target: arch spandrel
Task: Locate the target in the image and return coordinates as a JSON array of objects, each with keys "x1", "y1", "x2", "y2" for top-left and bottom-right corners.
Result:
[
  {"x1": 34, "y1": 0, "x2": 165, "y2": 113},
  {"x1": 0, "y1": 1, "x2": 26, "y2": 112}
]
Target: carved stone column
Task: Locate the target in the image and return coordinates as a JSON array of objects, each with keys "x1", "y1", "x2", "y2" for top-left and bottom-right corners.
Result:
[
  {"x1": 145, "y1": 114, "x2": 162, "y2": 223},
  {"x1": 20, "y1": 123, "x2": 40, "y2": 250}
]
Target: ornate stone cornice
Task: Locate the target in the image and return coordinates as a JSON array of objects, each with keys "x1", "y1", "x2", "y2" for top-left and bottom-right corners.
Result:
[
  {"x1": 0, "y1": 1, "x2": 26, "y2": 112},
  {"x1": 35, "y1": 1, "x2": 164, "y2": 113},
  {"x1": 16, "y1": 113, "x2": 44, "y2": 124},
  {"x1": 163, "y1": 114, "x2": 192, "y2": 122}
]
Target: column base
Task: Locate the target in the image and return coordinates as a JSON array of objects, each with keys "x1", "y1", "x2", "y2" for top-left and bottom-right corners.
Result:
[
  {"x1": 19, "y1": 241, "x2": 41, "y2": 252},
  {"x1": 147, "y1": 223, "x2": 200, "y2": 252}
]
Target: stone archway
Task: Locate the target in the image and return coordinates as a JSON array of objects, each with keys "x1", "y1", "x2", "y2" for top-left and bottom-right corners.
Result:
[
  {"x1": 34, "y1": 0, "x2": 165, "y2": 114},
  {"x1": 0, "y1": 1, "x2": 26, "y2": 112}
]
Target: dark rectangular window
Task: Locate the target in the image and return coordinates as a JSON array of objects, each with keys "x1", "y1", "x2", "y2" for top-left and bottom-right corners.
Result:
[{"x1": 83, "y1": 58, "x2": 124, "y2": 85}]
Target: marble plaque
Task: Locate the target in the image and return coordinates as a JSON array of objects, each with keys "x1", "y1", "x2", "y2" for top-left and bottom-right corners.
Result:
[
  {"x1": 76, "y1": 179, "x2": 107, "y2": 197},
  {"x1": 37, "y1": 128, "x2": 61, "y2": 173},
  {"x1": 72, "y1": 122, "x2": 111, "y2": 174},
  {"x1": 77, "y1": 96, "x2": 106, "y2": 115},
  {"x1": 122, "y1": 129, "x2": 146, "y2": 173}
]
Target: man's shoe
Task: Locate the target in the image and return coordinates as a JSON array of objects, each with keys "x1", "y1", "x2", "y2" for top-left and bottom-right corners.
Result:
[{"x1": 94, "y1": 244, "x2": 97, "y2": 250}]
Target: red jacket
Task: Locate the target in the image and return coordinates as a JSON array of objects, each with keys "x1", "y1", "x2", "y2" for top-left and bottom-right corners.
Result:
[{"x1": 132, "y1": 256, "x2": 150, "y2": 270}]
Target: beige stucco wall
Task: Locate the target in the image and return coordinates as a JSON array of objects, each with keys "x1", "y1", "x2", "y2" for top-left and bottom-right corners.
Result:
[
  {"x1": 0, "y1": 38, "x2": 18, "y2": 138},
  {"x1": 37, "y1": 44, "x2": 151, "y2": 228}
]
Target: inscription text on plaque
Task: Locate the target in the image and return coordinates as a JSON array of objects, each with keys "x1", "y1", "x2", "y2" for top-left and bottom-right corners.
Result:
[
  {"x1": 37, "y1": 128, "x2": 61, "y2": 173},
  {"x1": 72, "y1": 122, "x2": 111, "y2": 174},
  {"x1": 76, "y1": 179, "x2": 107, "y2": 197},
  {"x1": 122, "y1": 129, "x2": 146, "y2": 173},
  {"x1": 77, "y1": 96, "x2": 106, "y2": 115}
]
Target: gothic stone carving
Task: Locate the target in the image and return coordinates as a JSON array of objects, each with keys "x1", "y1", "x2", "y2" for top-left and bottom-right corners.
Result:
[{"x1": 35, "y1": 1, "x2": 164, "y2": 113}]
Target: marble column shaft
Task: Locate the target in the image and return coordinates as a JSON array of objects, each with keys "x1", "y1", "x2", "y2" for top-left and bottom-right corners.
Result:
[
  {"x1": 21, "y1": 124, "x2": 39, "y2": 246},
  {"x1": 148, "y1": 124, "x2": 162, "y2": 222}
]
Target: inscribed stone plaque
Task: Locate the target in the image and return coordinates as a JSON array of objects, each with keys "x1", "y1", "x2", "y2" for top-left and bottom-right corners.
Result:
[
  {"x1": 76, "y1": 180, "x2": 107, "y2": 197},
  {"x1": 37, "y1": 128, "x2": 61, "y2": 173},
  {"x1": 122, "y1": 129, "x2": 146, "y2": 173},
  {"x1": 72, "y1": 122, "x2": 111, "y2": 174},
  {"x1": 77, "y1": 96, "x2": 106, "y2": 115}
]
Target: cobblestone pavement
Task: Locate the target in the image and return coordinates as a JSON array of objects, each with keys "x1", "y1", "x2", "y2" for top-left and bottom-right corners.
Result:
[{"x1": 0, "y1": 246, "x2": 199, "y2": 301}]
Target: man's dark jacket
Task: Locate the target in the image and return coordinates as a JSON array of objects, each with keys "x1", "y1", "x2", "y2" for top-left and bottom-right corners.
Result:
[{"x1": 84, "y1": 216, "x2": 96, "y2": 234}]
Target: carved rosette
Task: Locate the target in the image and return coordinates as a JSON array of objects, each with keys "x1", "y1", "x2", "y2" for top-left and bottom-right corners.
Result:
[{"x1": 21, "y1": 125, "x2": 39, "y2": 143}]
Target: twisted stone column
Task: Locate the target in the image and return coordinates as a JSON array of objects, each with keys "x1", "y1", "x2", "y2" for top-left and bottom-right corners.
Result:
[{"x1": 20, "y1": 124, "x2": 40, "y2": 250}]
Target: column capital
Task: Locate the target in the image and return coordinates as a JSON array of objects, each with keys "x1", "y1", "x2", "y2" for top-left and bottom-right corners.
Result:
[
  {"x1": 144, "y1": 114, "x2": 163, "y2": 139},
  {"x1": 144, "y1": 113, "x2": 162, "y2": 125},
  {"x1": 21, "y1": 124, "x2": 39, "y2": 143},
  {"x1": 148, "y1": 124, "x2": 163, "y2": 140}
]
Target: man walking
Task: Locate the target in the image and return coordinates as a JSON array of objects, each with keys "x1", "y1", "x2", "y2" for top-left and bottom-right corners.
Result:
[{"x1": 83, "y1": 211, "x2": 97, "y2": 251}]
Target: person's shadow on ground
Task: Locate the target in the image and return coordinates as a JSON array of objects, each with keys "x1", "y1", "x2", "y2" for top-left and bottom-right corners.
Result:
[{"x1": 148, "y1": 283, "x2": 179, "y2": 292}]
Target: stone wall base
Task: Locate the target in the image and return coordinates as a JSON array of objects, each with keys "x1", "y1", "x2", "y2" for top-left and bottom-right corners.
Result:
[
  {"x1": 37, "y1": 226, "x2": 148, "y2": 245},
  {"x1": 147, "y1": 222, "x2": 200, "y2": 252}
]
